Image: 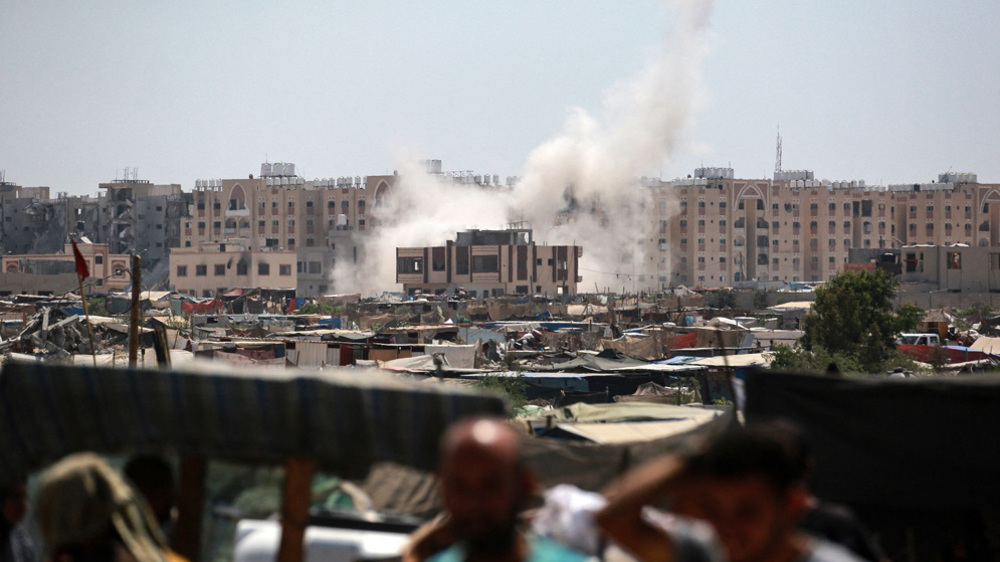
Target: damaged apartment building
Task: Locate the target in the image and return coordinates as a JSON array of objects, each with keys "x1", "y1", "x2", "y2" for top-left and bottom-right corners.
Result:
[
  {"x1": 176, "y1": 163, "x2": 398, "y2": 296},
  {"x1": 0, "y1": 182, "x2": 85, "y2": 256},
  {"x1": 0, "y1": 172, "x2": 187, "y2": 287},
  {"x1": 94, "y1": 174, "x2": 188, "y2": 274},
  {"x1": 396, "y1": 227, "x2": 583, "y2": 298}
]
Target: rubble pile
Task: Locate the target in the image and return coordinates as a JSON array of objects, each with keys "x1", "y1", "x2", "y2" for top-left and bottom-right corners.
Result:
[{"x1": 14, "y1": 307, "x2": 92, "y2": 359}]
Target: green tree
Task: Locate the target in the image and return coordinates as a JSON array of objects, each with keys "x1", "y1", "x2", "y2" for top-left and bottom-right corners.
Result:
[
  {"x1": 752, "y1": 289, "x2": 768, "y2": 311},
  {"x1": 895, "y1": 302, "x2": 926, "y2": 333},
  {"x1": 473, "y1": 374, "x2": 527, "y2": 417},
  {"x1": 799, "y1": 269, "x2": 914, "y2": 372},
  {"x1": 714, "y1": 288, "x2": 737, "y2": 309},
  {"x1": 295, "y1": 302, "x2": 339, "y2": 315}
]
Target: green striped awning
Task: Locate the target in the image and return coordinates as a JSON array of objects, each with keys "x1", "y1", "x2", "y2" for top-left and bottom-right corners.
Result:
[{"x1": 0, "y1": 361, "x2": 505, "y2": 482}]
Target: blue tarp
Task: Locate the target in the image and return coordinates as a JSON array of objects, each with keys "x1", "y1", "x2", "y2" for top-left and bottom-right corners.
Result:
[{"x1": 317, "y1": 317, "x2": 342, "y2": 329}]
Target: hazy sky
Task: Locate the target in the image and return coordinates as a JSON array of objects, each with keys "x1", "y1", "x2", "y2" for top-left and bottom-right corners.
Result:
[{"x1": 3, "y1": 1, "x2": 999, "y2": 195}]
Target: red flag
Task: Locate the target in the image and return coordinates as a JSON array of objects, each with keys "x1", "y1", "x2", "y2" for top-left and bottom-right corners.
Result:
[{"x1": 71, "y1": 239, "x2": 90, "y2": 279}]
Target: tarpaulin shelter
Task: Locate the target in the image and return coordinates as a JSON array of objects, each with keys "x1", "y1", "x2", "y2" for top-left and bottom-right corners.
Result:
[
  {"x1": 180, "y1": 298, "x2": 223, "y2": 314},
  {"x1": 745, "y1": 370, "x2": 1000, "y2": 560},
  {"x1": 0, "y1": 361, "x2": 505, "y2": 562}
]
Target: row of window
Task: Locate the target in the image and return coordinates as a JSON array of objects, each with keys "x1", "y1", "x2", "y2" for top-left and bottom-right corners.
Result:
[
  {"x1": 197, "y1": 199, "x2": 366, "y2": 211},
  {"x1": 186, "y1": 219, "x2": 366, "y2": 229},
  {"x1": 176, "y1": 263, "x2": 291, "y2": 277}
]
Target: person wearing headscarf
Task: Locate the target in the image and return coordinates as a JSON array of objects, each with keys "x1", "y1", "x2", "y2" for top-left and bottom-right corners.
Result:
[{"x1": 35, "y1": 453, "x2": 169, "y2": 562}]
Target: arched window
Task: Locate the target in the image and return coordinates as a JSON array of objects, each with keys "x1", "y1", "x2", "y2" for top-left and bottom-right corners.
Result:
[{"x1": 228, "y1": 184, "x2": 247, "y2": 211}]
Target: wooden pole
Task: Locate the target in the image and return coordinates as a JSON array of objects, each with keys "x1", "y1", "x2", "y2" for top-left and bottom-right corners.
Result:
[
  {"x1": 77, "y1": 275, "x2": 97, "y2": 367},
  {"x1": 277, "y1": 458, "x2": 316, "y2": 562},
  {"x1": 173, "y1": 456, "x2": 208, "y2": 562},
  {"x1": 128, "y1": 254, "x2": 142, "y2": 368}
]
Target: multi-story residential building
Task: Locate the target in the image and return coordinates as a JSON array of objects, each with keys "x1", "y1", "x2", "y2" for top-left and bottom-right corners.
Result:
[
  {"x1": 182, "y1": 163, "x2": 398, "y2": 296},
  {"x1": 0, "y1": 182, "x2": 78, "y2": 255},
  {"x1": 95, "y1": 176, "x2": 188, "y2": 267},
  {"x1": 169, "y1": 242, "x2": 297, "y2": 298},
  {"x1": 396, "y1": 228, "x2": 582, "y2": 298},
  {"x1": 0, "y1": 173, "x2": 187, "y2": 279},
  {"x1": 654, "y1": 169, "x2": 1000, "y2": 289}
]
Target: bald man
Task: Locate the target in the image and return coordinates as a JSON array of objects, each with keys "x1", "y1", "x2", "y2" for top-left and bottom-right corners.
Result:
[{"x1": 426, "y1": 417, "x2": 587, "y2": 562}]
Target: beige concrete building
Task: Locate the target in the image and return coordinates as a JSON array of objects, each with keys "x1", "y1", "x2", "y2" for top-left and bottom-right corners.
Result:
[
  {"x1": 898, "y1": 244, "x2": 1000, "y2": 293},
  {"x1": 0, "y1": 241, "x2": 131, "y2": 294},
  {"x1": 396, "y1": 228, "x2": 582, "y2": 298},
  {"x1": 183, "y1": 163, "x2": 398, "y2": 296},
  {"x1": 652, "y1": 169, "x2": 1000, "y2": 289},
  {"x1": 169, "y1": 242, "x2": 296, "y2": 298}
]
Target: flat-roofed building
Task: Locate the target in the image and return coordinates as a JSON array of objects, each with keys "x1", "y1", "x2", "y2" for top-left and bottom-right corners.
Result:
[
  {"x1": 651, "y1": 168, "x2": 1000, "y2": 289},
  {"x1": 0, "y1": 241, "x2": 130, "y2": 295},
  {"x1": 169, "y1": 242, "x2": 296, "y2": 298},
  {"x1": 396, "y1": 228, "x2": 582, "y2": 298}
]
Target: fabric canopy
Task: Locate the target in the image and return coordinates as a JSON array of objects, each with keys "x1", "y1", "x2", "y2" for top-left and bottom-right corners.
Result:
[
  {"x1": 0, "y1": 361, "x2": 505, "y2": 484},
  {"x1": 180, "y1": 299, "x2": 223, "y2": 313},
  {"x1": 744, "y1": 370, "x2": 1000, "y2": 511}
]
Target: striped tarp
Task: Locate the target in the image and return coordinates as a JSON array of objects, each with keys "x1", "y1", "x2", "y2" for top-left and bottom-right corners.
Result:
[{"x1": 0, "y1": 361, "x2": 506, "y2": 483}]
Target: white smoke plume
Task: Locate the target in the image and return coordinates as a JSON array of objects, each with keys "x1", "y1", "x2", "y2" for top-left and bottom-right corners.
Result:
[{"x1": 334, "y1": 0, "x2": 714, "y2": 296}]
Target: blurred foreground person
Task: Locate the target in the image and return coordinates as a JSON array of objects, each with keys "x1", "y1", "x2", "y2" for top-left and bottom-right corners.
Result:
[
  {"x1": 35, "y1": 453, "x2": 170, "y2": 562},
  {"x1": 762, "y1": 422, "x2": 884, "y2": 562},
  {"x1": 406, "y1": 417, "x2": 722, "y2": 562},
  {"x1": 1, "y1": 478, "x2": 35, "y2": 562},
  {"x1": 123, "y1": 456, "x2": 176, "y2": 536},
  {"x1": 599, "y1": 427, "x2": 864, "y2": 562},
  {"x1": 425, "y1": 417, "x2": 587, "y2": 562}
]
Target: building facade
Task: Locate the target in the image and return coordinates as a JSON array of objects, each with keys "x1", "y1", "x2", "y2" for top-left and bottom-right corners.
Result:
[
  {"x1": 1, "y1": 175, "x2": 187, "y2": 275},
  {"x1": 654, "y1": 169, "x2": 1000, "y2": 289},
  {"x1": 96, "y1": 179, "x2": 188, "y2": 267},
  {"x1": 396, "y1": 228, "x2": 582, "y2": 298},
  {"x1": 169, "y1": 242, "x2": 297, "y2": 298},
  {"x1": 0, "y1": 241, "x2": 131, "y2": 295},
  {"x1": 182, "y1": 163, "x2": 398, "y2": 295}
]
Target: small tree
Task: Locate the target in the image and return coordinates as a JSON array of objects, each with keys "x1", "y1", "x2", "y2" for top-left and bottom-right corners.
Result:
[
  {"x1": 752, "y1": 289, "x2": 768, "y2": 311},
  {"x1": 714, "y1": 288, "x2": 737, "y2": 309}
]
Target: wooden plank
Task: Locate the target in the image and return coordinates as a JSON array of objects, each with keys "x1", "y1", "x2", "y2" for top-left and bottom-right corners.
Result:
[
  {"x1": 172, "y1": 456, "x2": 208, "y2": 562},
  {"x1": 277, "y1": 457, "x2": 317, "y2": 562},
  {"x1": 153, "y1": 325, "x2": 172, "y2": 368}
]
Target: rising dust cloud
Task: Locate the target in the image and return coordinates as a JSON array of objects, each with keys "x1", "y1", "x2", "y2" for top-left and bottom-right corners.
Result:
[{"x1": 333, "y1": 0, "x2": 715, "y2": 296}]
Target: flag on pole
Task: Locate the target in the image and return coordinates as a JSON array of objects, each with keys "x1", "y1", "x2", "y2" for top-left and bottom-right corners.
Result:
[
  {"x1": 71, "y1": 239, "x2": 89, "y2": 279},
  {"x1": 70, "y1": 237, "x2": 98, "y2": 366}
]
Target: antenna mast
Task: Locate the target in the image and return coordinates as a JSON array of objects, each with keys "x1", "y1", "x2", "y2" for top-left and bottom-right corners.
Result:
[{"x1": 774, "y1": 126, "x2": 783, "y2": 174}]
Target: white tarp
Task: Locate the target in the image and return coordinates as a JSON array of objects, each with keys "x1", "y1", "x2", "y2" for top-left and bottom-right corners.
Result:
[
  {"x1": 424, "y1": 344, "x2": 477, "y2": 369},
  {"x1": 971, "y1": 336, "x2": 1000, "y2": 354}
]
